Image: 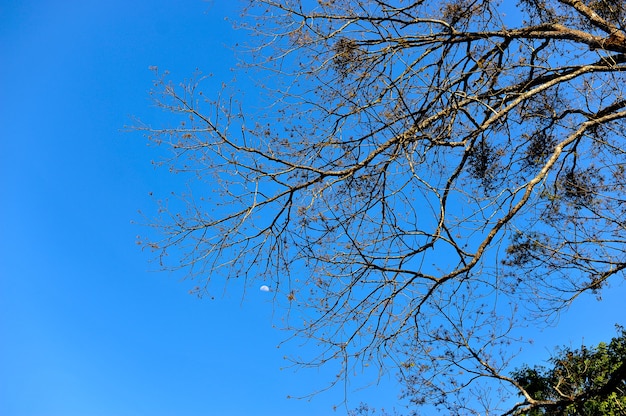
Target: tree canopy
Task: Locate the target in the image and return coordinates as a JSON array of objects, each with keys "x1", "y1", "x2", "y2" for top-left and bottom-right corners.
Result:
[
  {"x1": 139, "y1": 0, "x2": 626, "y2": 414},
  {"x1": 511, "y1": 326, "x2": 626, "y2": 415}
]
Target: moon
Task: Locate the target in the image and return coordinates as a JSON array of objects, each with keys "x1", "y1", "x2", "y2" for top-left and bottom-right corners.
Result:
[{"x1": 259, "y1": 285, "x2": 271, "y2": 292}]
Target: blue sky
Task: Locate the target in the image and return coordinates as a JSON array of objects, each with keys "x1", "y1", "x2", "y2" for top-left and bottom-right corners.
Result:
[{"x1": 1, "y1": 1, "x2": 624, "y2": 415}]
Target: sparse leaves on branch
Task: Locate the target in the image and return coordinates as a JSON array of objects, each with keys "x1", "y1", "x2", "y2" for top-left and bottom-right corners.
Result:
[{"x1": 139, "y1": 1, "x2": 626, "y2": 414}]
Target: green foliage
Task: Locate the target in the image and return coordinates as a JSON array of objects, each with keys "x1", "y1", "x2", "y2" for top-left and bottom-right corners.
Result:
[{"x1": 512, "y1": 326, "x2": 626, "y2": 415}]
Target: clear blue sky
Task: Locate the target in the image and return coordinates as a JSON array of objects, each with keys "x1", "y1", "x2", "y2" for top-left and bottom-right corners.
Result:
[{"x1": 1, "y1": 1, "x2": 624, "y2": 415}]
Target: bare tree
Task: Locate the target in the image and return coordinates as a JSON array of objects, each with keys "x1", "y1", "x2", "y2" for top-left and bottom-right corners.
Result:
[{"x1": 138, "y1": 1, "x2": 626, "y2": 414}]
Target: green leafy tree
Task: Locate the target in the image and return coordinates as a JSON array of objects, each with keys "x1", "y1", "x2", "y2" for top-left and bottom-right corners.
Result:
[
  {"x1": 138, "y1": 0, "x2": 626, "y2": 413},
  {"x1": 511, "y1": 326, "x2": 626, "y2": 415}
]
